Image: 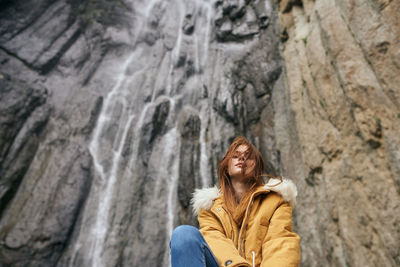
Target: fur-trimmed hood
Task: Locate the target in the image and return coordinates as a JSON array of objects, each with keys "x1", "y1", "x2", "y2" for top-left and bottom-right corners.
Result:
[{"x1": 191, "y1": 178, "x2": 298, "y2": 216}]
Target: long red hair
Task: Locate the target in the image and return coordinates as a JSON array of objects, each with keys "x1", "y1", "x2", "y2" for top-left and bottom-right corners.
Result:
[{"x1": 218, "y1": 136, "x2": 267, "y2": 225}]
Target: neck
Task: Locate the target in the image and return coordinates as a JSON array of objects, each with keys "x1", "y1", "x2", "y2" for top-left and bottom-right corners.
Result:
[{"x1": 231, "y1": 177, "x2": 251, "y2": 202}]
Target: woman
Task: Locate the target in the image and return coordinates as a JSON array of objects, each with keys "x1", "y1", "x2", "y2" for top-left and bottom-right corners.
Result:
[{"x1": 170, "y1": 136, "x2": 300, "y2": 267}]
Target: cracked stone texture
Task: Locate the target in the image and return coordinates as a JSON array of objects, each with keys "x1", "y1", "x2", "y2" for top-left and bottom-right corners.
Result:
[
  {"x1": 275, "y1": 0, "x2": 400, "y2": 266},
  {"x1": 0, "y1": 0, "x2": 399, "y2": 266}
]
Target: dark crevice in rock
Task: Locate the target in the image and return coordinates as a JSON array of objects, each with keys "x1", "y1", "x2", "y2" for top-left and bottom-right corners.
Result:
[
  {"x1": 216, "y1": 31, "x2": 260, "y2": 43},
  {"x1": 213, "y1": 97, "x2": 238, "y2": 125},
  {"x1": 32, "y1": 17, "x2": 77, "y2": 65},
  {"x1": 370, "y1": 0, "x2": 393, "y2": 11},
  {"x1": 2, "y1": 0, "x2": 59, "y2": 41},
  {"x1": 184, "y1": 60, "x2": 196, "y2": 78},
  {"x1": 39, "y1": 28, "x2": 82, "y2": 75},
  {"x1": 305, "y1": 166, "x2": 323, "y2": 186},
  {"x1": 0, "y1": 46, "x2": 39, "y2": 72},
  {"x1": 182, "y1": 14, "x2": 195, "y2": 35},
  {"x1": 74, "y1": 47, "x2": 91, "y2": 71},
  {"x1": 148, "y1": 100, "x2": 170, "y2": 145},
  {"x1": 138, "y1": 100, "x2": 171, "y2": 167},
  {"x1": 280, "y1": 0, "x2": 303, "y2": 13},
  {"x1": 29, "y1": 2, "x2": 71, "y2": 39},
  {"x1": 280, "y1": 27, "x2": 288, "y2": 42},
  {"x1": 81, "y1": 44, "x2": 109, "y2": 85},
  {"x1": 376, "y1": 41, "x2": 390, "y2": 54},
  {"x1": 81, "y1": 96, "x2": 103, "y2": 137}
]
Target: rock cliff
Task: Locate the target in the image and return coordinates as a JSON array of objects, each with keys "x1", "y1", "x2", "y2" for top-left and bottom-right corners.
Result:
[
  {"x1": 275, "y1": 0, "x2": 400, "y2": 266},
  {"x1": 0, "y1": 0, "x2": 399, "y2": 266}
]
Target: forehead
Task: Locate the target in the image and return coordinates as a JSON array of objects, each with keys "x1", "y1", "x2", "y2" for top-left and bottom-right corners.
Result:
[{"x1": 235, "y1": 145, "x2": 248, "y2": 153}]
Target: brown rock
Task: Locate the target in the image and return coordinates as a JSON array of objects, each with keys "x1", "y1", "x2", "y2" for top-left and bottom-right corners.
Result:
[{"x1": 275, "y1": 0, "x2": 400, "y2": 266}]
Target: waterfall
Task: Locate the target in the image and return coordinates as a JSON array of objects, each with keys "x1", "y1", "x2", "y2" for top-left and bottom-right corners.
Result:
[
  {"x1": 0, "y1": 0, "x2": 307, "y2": 266},
  {"x1": 4, "y1": 0, "x2": 399, "y2": 265},
  {"x1": 65, "y1": 0, "x2": 216, "y2": 266}
]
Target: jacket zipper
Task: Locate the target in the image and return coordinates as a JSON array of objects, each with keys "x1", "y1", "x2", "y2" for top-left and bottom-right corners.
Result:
[
  {"x1": 252, "y1": 251, "x2": 255, "y2": 267},
  {"x1": 218, "y1": 190, "x2": 269, "y2": 264},
  {"x1": 214, "y1": 206, "x2": 253, "y2": 264}
]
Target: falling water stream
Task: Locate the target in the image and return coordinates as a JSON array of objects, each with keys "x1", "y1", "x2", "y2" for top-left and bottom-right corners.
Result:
[{"x1": 67, "y1": 0, "x2": 216, "y2": 266}]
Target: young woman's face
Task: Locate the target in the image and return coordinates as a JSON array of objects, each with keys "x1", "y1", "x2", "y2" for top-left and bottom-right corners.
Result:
[{"x1": 228, "y1": 145, "x2": 255, "y2": 180}]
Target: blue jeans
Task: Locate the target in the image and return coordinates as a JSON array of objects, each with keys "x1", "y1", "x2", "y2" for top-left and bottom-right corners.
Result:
[{"x1": 170, "y1": 225, "x2": 219, "y2": 267}]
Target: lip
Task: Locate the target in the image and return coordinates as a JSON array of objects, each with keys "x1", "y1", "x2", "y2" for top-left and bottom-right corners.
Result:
[{"x1": 235, "y1": 163, "x2": 243, "y2": 167}]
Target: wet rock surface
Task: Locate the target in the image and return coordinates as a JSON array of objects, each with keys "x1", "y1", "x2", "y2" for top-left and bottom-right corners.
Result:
[{"x1": 0, "y1": 0, "x2": 399, "y2": 266}]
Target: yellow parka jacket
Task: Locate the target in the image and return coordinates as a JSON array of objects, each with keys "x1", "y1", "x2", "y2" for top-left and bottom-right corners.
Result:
[{"x1": 191, "y1": 178, "x2": 301, "y2": 267}]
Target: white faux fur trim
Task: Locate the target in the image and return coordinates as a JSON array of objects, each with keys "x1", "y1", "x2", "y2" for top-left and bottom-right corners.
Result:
[
  {"x1": 191, "y1": 178, "x2": 298, "y2": 215},
  {"x1": 191, "y1": 186, "x2": 220, "y2": 216},
  {"x1": 263, "y1": 177, "x2": 297, "y2": 207}
]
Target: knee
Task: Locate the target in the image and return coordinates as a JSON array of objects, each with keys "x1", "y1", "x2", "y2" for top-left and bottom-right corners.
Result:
[{"x1": 170, "y1": 225, "x2": 202, "y2": 251}]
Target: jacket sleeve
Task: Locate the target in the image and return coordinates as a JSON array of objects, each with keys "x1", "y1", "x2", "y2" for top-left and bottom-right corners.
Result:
[
  {"x1": 261, "y1": 201, "x2": 301, "y2": 267},
  {"x1": 198, "y1": 209, "x2": 251, "y2": 267}
]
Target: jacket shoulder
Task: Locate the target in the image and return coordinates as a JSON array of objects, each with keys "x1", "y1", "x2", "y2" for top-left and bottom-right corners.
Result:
[
  {"x1": 190, "y1": 178, "x2": 298, "y2": 216},
  {"x1": 263, "y1": 177, "x2": 298, "y2": 206},
  {"x1": 191, "y1": 186, "x2": 221, "y2": 216}
]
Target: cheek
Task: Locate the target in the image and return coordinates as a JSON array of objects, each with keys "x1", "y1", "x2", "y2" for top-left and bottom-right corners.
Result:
[
  {"x1": 227, "y1": 160, "x2": 234, "y2": 174},
  {"x1": 229, "y1": 159, "x2": 237, "y2": 167}
]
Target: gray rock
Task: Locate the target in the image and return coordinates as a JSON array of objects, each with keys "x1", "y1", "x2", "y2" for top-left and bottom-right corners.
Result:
[
  {"x1": 1, "y1": 0, "x2": 398, "y2": 266},
  {"x1": 0, "y1": 74, "x2": 49, "y2": 215},
  {"x1": 177, "y1": 109, "x2": 201, "y2": 224},
  {"x1": 0, "y1": 0, "x2": 295, "y2": 266},
  {"x1": 0, "y1": 142, "x2": 93, "y2": 266},
  {"x1": 215, "y1": 0, "x2": 264, "y2": 42}
]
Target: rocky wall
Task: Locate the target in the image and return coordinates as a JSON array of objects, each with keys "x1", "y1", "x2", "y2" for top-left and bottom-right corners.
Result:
[
  {"x1": 275, "y1": 0, "x2": 400, "y2": 266},
  {"x1": 0, "y1": 0, "x2": 399, "y2": 266}
]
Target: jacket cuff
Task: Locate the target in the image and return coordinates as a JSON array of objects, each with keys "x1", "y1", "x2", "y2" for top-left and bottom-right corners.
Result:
[{"x1": 220, "y1": 255, "x2": 251, "y2": 267}]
